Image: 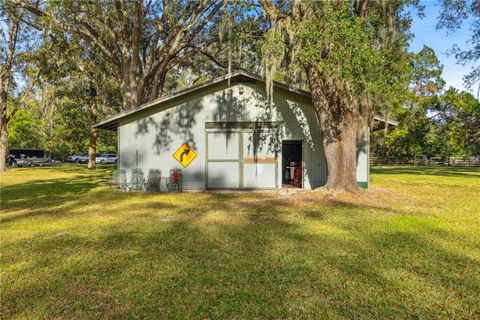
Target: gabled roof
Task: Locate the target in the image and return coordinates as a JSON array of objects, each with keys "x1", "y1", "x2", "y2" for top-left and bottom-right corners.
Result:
[
  {"x1": 93, "y1": 71, "x2": 310, "y2": 130},
  {"x1": 93, "y1": 70, "x2": 398, "y2": 131}
]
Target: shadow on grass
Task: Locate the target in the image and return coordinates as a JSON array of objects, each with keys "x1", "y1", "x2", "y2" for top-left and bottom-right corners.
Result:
[
  {"x1": 1, "y1": 166, "x2": 480, "y2": 318},
  {"x1": 2, "y1": 195, "x2": 480, "y2": 318},
  {"x1": 1, "y1": 175, "x2": 102, "y2": 215}
]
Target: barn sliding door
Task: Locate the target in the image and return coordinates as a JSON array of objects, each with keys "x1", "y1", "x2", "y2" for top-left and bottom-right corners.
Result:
[
  {"x1": 206, "y1": 131, "x2": 241, "y2": 188},
  {"x1": 242, "y1": 130, "x2": 277, "y2": 189},
  {"x1": 206, "y1": 124, "x2": 278, "y2": 189}
]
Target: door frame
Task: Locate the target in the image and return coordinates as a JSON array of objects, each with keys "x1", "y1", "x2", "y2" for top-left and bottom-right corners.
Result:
[
  {"x1": 281, "y1": 139, "x2": 305, "y2": 189},
  {"x1": 205, "y1": 128, "x2": 242, "y2": 189},
  {"x1": 205, "y1": 124, "x2": 278, "y2": 190}
]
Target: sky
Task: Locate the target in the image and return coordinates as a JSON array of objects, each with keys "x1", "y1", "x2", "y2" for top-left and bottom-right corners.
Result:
[{"x1": 409, "y1": 0, "x2": 476, "y2": 93}]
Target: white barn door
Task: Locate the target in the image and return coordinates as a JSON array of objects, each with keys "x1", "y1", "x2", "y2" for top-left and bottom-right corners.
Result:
[
  {"x1": 242, "y1": 130, "x2": 277, "y2": 189},
  {"x1": 206, "y1": 131, "x2": 241, "y2": 188}
]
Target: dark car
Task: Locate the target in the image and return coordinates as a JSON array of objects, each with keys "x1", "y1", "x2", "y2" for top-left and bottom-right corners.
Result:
[{"x1": 8, "y1": 148, "x2": 45, "y2": 165}]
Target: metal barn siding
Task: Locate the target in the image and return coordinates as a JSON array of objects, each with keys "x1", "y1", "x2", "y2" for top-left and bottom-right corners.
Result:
[
  {"x1": 270, "y1": 85, "x2": 327, "y2": 189},
  {"x1": 204, "y1": 81, "x2": 281, "y2": 190},
  {"x1": 118, "y1": 83, "x2": 221, "y2": 189},
  {"x1": 116, "y1": 76, "x2": 369, "y2": 190}
]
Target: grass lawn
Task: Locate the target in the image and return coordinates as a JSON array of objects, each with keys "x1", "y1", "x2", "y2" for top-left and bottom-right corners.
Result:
[{"x1": 1, "y1": 165, "x2": 479, "y2": 319}]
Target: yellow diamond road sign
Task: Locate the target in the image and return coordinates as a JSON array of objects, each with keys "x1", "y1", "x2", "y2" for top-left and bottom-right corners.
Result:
[{"x1": 173, "y1": 143, "x2": 197, "y2": 168}]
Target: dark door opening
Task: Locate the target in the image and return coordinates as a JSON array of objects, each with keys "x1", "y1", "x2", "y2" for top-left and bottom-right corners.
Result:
[{"x1": 282, "y1": 140, "x2": 303, "y2": 188}]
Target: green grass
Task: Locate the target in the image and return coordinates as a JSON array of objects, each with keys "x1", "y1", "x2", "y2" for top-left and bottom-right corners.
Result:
[{"x1": 1, "y1": 165, "x2": 479, "y2": 319}]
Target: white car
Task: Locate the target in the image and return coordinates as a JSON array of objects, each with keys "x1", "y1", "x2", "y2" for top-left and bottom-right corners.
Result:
[
  {"x1": 78, "y1": 154, "x2": 90, "y2": 164},
  {"x1": 95, "y1": 153, "x2": 105, "y2": 163},
  {"x1": 96, "y1": 154, "x2": 118, "y2": 164},
  {"x1": 67, "y1": 153, "x2": 86, "y2": 163}
]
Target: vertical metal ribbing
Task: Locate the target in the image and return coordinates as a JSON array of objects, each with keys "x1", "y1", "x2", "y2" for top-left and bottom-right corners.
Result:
[
  {"x1": 302, "y1": 139, "x2": 305, "y2": 189},
  {"x1": 117, "y1": 126, "x2": 120, "y2": 170},
  {"x1": 205, "y1": 131, "x2": 208, "y2": 189},
  {"x1": 239, "y1": 131, "x2": 244, "y2": 189}
]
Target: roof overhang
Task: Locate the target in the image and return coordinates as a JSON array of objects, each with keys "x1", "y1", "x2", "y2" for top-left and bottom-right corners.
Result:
[{"x1": 372, "y1": 115, "x2": 399, "y2": 132}]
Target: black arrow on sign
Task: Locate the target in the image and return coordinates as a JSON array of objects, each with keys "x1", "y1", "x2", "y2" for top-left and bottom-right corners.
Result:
[{"x1": 180, "y1": 148, "x2": 190, "y2": 162}]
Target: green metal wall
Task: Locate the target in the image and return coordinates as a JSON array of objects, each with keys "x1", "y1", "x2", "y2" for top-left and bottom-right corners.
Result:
[{"x1": 117, "y1": 80, "x2": 369, "y2": 190}]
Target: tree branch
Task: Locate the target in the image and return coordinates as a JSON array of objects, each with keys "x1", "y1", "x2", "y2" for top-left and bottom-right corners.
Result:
[{"x1": 6, "y1": 69, "x2": 41, "y2": 123}]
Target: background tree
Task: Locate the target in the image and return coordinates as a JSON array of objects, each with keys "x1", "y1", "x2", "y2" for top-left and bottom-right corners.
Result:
[
  {"x1": 438, "y1": 0, "x2": 480, "y2": 96},
  {"x1": 5, "y1": 27, "x2": 119, "y2": 165},
  {"x1": 19, "y1": 0, "x2": 223, "y2": 110},
  {"x1": 13, "y1": 0, "x2": 225, "y2": 169},
  {"x1": 371, "y1": 46, "x2": 480, "y2": 159},
  {"x1": 37, "y1": 35, "x2": 120, "y2": 167},
  {"x1": 7, "y1": 101, "x2": 43, "y2": 149},
  {"x1": 434, "y1": 88, "x2": 480, "y2": 156},
  {"x1": 372, "y1": 87, "x2": 480, "y2": 158},
  {"x1": 0, "y1": 1, "x2": 45, "y2": 171},
  {"x1": 6, "y1": 75, "x2": 118, "y2": 163},
  {"x1": 372, "y1": 45, "x2": 445, "y2": 158}
]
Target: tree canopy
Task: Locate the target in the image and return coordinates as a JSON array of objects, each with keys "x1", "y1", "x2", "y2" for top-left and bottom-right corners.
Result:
[{"x1": 438, "y1": 0, "x2": 480, "y2": 94}]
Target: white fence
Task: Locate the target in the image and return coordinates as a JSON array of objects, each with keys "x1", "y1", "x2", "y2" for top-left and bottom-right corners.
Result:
[{"x1": 370, "y1": 156, "x2": 480, "y2": 167}]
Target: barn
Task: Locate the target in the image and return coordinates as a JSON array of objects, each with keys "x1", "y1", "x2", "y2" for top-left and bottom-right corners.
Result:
[{"x1": 94, "y1": 71, "x2": 394, "y2": 190}]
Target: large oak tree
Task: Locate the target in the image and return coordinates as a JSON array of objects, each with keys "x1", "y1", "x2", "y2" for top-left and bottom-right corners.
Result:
[
  {"x1": 259, "y1": 0, "x2": 419, "y2": 192},
  {"x1": 18, "y1": 0, "x2": 222, "y2": 110}
]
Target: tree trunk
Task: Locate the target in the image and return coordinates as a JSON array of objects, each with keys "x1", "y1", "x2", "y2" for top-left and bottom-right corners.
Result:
[
  {"x1": 0, "y1": 77, "x2": 8, "y2": 172},
  {"x1": 306, "y1": 66, "x2": 360, "y2": 192},
  {"x1": 88, "y1": 82, "x2": 98, "y2": 170},
  {"x1": 150, "y1": 61, "x2": 168, "y2": 100},
  {"x1": 129, "y1": 0, "x2": 142, "y2": 109},
  {"x1": 120, "y1": 72, "x2": 130, "y2": 110},
  {"x1": 321, "y1": 112, "x2": 360, "y2": 192},
  {"x1": 0, "y1": 122, "x2": 7, "y2": 172},
  {"x1": 88, "y1": 127, "x2": 97, "y2": 170}
]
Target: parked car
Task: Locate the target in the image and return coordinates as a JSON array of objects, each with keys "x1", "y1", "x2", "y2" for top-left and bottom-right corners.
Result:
[
  {"x1": 16, "y1": 155, "x2": 53, "y2": 167},
  {"x1": 78, "y1": 154, "x2": 90, "y2": 164},
  {"x1": 96, "y1": 154, "x2": 118, "y2": 164},
  {"x1": 9, "y1": 148, "x2": 44, "y2": 159},
  {"x1": 7, "y1": 154, "x2": 16, "y2": 166},
  {"x1": 67, "y1": 153, "x2": 87, "y2": 163},
  {"x1": 95, "y1": 153, "x2": 105, "y2": 163},
  {"x1": 80, "y1": 153, "x2": 107, "y2": 164}
]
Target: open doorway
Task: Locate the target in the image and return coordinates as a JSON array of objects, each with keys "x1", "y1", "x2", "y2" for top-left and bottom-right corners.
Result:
[{"x1": 282, "y1": 140, "x2": 303, "y2": 188}]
